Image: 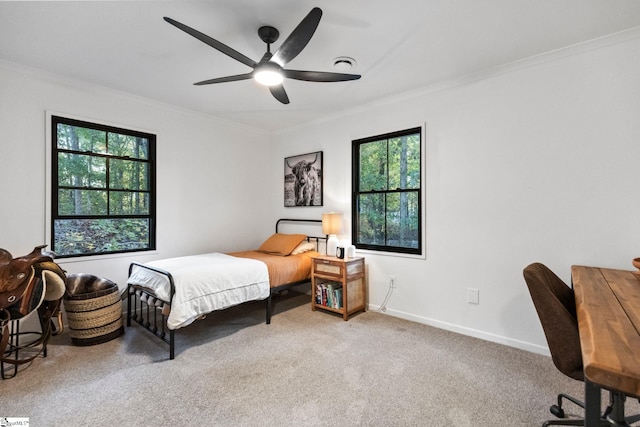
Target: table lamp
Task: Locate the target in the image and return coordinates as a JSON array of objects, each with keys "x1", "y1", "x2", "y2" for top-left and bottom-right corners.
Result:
[{"x1": 322, "y1": 212, "x2": 343, "y2": 256}]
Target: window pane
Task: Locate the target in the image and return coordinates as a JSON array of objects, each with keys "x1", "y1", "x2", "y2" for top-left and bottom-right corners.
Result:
[
  {"x1": 58, "y1": 189, "x2": 107, "y2": 215},
  {"x1": 109, "y1": 159, "x2": 149, "y2": 191},
  {"x1": 388, "y1": 134, "x2": 420, "y2": 190},
  {"x1": 53, "y1": 218, "x2": 151, "y2": 256},
  {"x1": 108, "y1": 133, "x2": 149, "y2": 159},
  {"x1": 58, "y1": 153, "x2": 106, "y2": 188},
  {"x1": 359, "y1": 140, "x2": 387, "y2": 191},
  {"x1": 56, "y1": 123, "x2": 106, "y2": 153},
  {"x1": 386, "y1": 191, "x2": 420, "y2": 249},
  {"x1": 109, "y1": 191, "x2": 149, "y2": 215},
  {"x1": 356, "y1": 193, "x2": 386, "y2": 245}
]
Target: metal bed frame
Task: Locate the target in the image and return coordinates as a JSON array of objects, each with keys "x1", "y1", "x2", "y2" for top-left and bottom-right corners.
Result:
[{"x1": 126, "y1": 218, "x2": 326, "y2": 360}]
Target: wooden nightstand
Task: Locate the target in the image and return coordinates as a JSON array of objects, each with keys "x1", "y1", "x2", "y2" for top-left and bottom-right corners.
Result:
[{"x1": 311, "y1": 256, "x2": 366, "y2": 320}]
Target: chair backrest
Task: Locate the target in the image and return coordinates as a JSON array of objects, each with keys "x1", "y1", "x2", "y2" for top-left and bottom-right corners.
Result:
[{"x1": 523, "y1": 262, "x2": 583, "y2": 381}]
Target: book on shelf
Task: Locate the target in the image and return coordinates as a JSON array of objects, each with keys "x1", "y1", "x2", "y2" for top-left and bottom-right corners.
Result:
[
  {"x1": 315, "y1": 283, "x2": 323, "y2": 305},
  {"x1": 315, "y1": 281, "x2": 343, "y2": 309}
]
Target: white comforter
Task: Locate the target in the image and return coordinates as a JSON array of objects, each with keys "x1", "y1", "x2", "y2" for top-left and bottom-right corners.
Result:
[{"x1": 128, "y1": 253, "x2": 270, "y2": 330}]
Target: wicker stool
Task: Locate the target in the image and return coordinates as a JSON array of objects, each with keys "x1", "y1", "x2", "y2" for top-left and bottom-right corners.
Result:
[{"x1": 64, "y1": 274, "x2": 124, "y2": 346}]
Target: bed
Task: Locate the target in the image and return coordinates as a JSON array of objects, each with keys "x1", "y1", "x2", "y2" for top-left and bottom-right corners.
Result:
[{"x1": 126, "y1": 218, "x2": 325, "y2": 359}]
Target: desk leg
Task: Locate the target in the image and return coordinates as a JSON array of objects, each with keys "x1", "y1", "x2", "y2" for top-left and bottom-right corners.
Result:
[{"x1": 584, "y1": 380, "x2": 601, "y2": 427}]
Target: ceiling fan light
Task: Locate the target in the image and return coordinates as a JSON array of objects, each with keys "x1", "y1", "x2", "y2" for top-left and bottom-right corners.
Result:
[{"x1": 254, "y1": 66, "x2": 283, "y2": 86}]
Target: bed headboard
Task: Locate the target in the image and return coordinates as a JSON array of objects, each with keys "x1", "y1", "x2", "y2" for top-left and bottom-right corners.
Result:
[{"x1": 276, "y1": 218, "x2": 327, "y2": 254}]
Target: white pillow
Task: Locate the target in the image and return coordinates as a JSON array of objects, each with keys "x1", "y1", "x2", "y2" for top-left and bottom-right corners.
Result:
[{"x1": 291, "y1": 241, "x2": 316, "y2": 255}]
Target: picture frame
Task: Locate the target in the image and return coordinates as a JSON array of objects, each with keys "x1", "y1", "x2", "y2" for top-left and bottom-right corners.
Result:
[{"x1": 284, "y1": 151, "x2": 323, "y2": 207}]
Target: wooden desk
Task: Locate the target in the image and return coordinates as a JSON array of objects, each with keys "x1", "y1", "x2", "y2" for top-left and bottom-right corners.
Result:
[{"x1": 572, "y1": 265, "x2": 640, "y2": 426}]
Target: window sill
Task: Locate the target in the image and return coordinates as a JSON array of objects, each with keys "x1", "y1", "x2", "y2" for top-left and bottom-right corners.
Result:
[{"x1": 353, "y1": 248, "x2": 426, "y2": 260}]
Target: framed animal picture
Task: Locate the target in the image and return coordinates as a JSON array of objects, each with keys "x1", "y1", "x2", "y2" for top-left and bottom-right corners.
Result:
[{"x1": 284, "y1": 151, "x2": 323, "y2": 207}]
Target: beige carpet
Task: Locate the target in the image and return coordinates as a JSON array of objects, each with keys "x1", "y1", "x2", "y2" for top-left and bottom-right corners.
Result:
[{"x1": 1, "y1": 291, "x2": 637, "y2": 426}]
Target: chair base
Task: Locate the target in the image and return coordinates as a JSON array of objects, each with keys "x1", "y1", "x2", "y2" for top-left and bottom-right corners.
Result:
[
  {"x1": 602, "y1": 391, "x2": 640, "y2": 426},
  {"x1": 541, "y1": 391, "x2": 640, "y2": 427}
]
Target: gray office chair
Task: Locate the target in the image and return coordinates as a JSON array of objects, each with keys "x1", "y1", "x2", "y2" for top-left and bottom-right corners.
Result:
[{"x1": 523, "y1": 263, "x2": 640, "y2": 426}]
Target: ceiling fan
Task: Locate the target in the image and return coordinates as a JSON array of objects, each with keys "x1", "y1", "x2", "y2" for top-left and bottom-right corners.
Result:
[{"x1": 164, "y1": 7, "x2": 361, "y2": 104}]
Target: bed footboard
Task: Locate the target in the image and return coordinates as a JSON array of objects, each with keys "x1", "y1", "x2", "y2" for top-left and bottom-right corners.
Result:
[{"x1": 126, "y1": 262, "x2": 176, "y2": 360}]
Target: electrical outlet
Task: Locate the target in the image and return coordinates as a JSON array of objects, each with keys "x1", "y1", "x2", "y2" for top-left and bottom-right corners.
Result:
[
  {"x1": 389, "y1": 275, "x2": 397, "y2": 288},
  {"x1": 467, "y1": 288, "x2": 479, "y2": 304}
]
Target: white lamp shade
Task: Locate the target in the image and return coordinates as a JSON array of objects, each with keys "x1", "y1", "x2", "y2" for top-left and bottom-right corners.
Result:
[
  {"x1": 322, "y1": 212, "x2": 344, "y2": 235},
  {"x1": 322, "y1": 212, "x2": 343, "y2": 256}
]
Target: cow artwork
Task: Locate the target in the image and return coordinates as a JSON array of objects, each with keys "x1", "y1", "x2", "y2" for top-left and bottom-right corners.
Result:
[{"x1": 284, "y1": 151, "x2": 323, "y2": 207}]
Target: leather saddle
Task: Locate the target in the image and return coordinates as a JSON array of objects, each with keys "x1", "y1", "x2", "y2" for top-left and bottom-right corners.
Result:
[
  {"x1": 0, "y1": 245, "x2": 67, "y2": 374},
  {"x1": 0, "y1": 245, "x2": 61, "y2": 314}
]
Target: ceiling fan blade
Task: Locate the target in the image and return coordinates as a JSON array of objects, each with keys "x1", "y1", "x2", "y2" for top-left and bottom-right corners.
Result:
[
  {"x1": 269, "y1": 84, "x2": 290, "y2": 104},
  {"x1": 271, "y1": 7, "x2": 322, "y2": 66},
  {"x1": 194, "y1": 73, "x2": 254, "y2": 85},
  {"x1": 164, "y1": 17, "x2": 257, "y2": 68},
  {"x1": 284, "y1": 69, "x2": 361, "y2": 82}
]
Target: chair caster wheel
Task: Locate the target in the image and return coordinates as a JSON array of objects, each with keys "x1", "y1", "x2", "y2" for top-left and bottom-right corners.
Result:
[{"x1": 550, "y1": 405, "x2": 565, "y2": 418}]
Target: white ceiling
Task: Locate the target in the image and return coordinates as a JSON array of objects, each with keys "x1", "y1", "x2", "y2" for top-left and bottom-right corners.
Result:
[{"x1": 2, "y1": 1, "x2": 640, "y2": 132}]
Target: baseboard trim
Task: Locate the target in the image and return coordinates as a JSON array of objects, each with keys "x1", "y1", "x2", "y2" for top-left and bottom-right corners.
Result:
[{"x1": 367, "y1": 304, "x2": 550, "y2": 357}]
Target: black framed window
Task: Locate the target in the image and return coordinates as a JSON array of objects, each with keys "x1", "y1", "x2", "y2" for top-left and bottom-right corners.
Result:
[
  {"x1": 51, "y1": 116, "x2": 156, "y2": 258},
  {"x1": 352, "y1": 127, "x2": 422, "y2": 255}
]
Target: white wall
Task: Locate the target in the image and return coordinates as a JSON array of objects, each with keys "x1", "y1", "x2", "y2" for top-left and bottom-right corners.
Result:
[
  {"x1": 269, "y1": 33, "x2": 640, "y2": 354},
  {"x1": 2, "y1": 31, "x2": 639, "y2": 356},
  {"x1": 0, "y1": 63, "x2": 272, "y2": 288}
]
